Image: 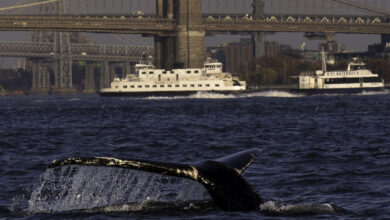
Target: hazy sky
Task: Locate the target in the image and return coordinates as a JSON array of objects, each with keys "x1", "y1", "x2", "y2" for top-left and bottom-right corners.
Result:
[{"x1": 0, "y1": 0, "x2": 385, "y2": 66}]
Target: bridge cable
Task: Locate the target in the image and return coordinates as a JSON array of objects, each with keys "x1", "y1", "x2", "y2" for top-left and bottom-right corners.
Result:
[
  {"x1": 330, "y1": 0, "x2": 390, "y2": 16},
  {"x1": 0, "y1": 0, "x2": 33, "y2": 14},
  {"x1": 0, "y1": 0, "x2": 60, "y2": 12}
]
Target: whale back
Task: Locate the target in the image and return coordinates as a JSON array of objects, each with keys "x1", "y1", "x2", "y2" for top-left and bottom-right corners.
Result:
[{"x1": 48, "y1": 148, "x2": 262, "y2": 211}]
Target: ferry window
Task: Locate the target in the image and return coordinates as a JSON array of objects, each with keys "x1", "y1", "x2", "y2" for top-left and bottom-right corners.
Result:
[
  {"x1": 150, "y1": 71, "x2": 154, "y2": 74},
  {"x1": 198, "y1": 84, "x2": 202, "y2": 87},
  {"x1": 153, "y1": 85, "x2": 157, "y2": 88},
  {"x1": 167, "y1": 78, "x2": 170, "y2": 81},
  {"x1": 206, "y1": 84, "x2": 210, "y2": 87},
  {"x1": 194, "y1": 70, "x2": 199, "y2": 74},
  {"x1": 142, "y1": 71, "x2": 146, "y2": 74},
  {"x1": 363, "y1": 77, "x2": 382, "y2": 83},
  {"x1": 138, "y1": 85, "x2": 142, "y2": 88},
  {"x1": 176, "y1": 74, "x2": 179, "y2": 81},
  {"x1": 187, "y1": 70, "x2": 191, "y2": 74},
  {"x1": 123, "y1": 85, "x2": 128, "y2": 88},
  {"x1": 183, "y1": 84, "x2": 187, "y2": 87},
  {"x1": 171, "y1": 71, "x2": 175, "y2": 74},
  {"x1": 190, "y1": 84, "x2": 195, "y2": 87},
  {"x1": 162, "y1": 71, "x2": 167, "y2": 74},
  {"x1": 175, "y1": 85, "x2": 180, "y2": 87},
  {"x1": 115, "y1": 86, "x2": 119, "y2": 88},
  {"x1": 160, "y1": 85, "x2": 164, "y2": 88},
  {"x1": 215, "y1": 84, "x2": 220, "y2": 87},
  {"x1": 145, "y1": 85, "x2": 150, "y2": 88},
  {"x1": 168, "y1": 85, "x2": 172, "y2": 88},
  {"x1": 130, "y1": 85, "x2": 135, "y2": 88},
  {"x1": 325, "y1": 78, "x2": 360, "y2": 84}
]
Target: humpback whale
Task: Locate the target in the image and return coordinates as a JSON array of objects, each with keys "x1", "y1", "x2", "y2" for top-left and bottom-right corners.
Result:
[{"x1": 48, "y1": 148, "x2": 263, "y2": 211}]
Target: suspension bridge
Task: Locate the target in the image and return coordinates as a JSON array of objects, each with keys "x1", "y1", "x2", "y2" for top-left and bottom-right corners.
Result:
[{"x1": 0, "y1": 0, "x2": 389, "y2": 94}]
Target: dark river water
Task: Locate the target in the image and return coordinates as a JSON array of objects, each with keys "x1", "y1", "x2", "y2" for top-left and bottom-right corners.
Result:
[{"x1": 0, "y1": 90, "x2": 389, "y2": 219}]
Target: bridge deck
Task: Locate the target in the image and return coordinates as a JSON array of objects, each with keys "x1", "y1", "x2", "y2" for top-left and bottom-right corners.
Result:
[{"x1": 0, "y1": 15, "x2": 389, "y2": 34}]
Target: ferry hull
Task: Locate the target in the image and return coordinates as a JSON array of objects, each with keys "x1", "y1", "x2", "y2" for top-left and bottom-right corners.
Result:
[
  {"x1": 99, "y1": 90, "x2": 246, "y2": 97},
  {"x1": 291, "y1": 87, "x2": 385, "y2": 95}
]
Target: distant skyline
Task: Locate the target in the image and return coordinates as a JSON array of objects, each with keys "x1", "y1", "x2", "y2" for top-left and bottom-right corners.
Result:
[{"x1": 0, "y1": 31, "x2": 381, "y2": 68}]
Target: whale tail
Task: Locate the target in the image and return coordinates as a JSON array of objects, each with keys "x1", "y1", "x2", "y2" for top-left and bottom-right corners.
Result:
[{"x1": 49, "y1": 148, "x2": 263, "y2": 211}]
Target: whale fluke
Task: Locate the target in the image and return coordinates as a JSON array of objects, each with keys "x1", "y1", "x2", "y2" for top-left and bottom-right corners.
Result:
[{"x1": 48, "y1": 148, "x2": 263, "y2": 211}]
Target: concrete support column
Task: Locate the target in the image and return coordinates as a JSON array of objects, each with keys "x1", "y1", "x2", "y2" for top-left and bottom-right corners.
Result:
[
  {"x1": 31, "y1": 61, "x2": 39, "y2": 91},
  {"x1": 154, "y1": 0, "x2": 176, "y2": 70},
  {"x1": 109, "y1": 64, "x2": 117, "y2": 78},
  {"x1": 156, "y1": 0, "x2": 164, "y2": 17},
  {"x1": 175, "y1": 0, "x2": 205, "y2": 68},
  {"x1": 252, "y1": 0, "x2": 266, "y2": 58},
  {"x1": 252, "y1": 32, "x2": 265, "y2": 58},
  {"x1": 154, "y1": 37, "x2": 164, "y2": 69},
  {"x1": 166, "y1": 0, "x2": 174, "y2": 19},
  {"x1": 100, "y1": 61, "x2": 111, "y2": 89},
  {"x1": 83, "y1": 62, "x2": 95, "y2": 94},
  {"x1": 155, "y1": 37, "x2": 175, "y2": 70},
  {"x1": 125, "y1": 62, "x2": 131, "y2": 74},
  {"x1": 31, "y1": 60, "x2": 50, "y2": 94}
]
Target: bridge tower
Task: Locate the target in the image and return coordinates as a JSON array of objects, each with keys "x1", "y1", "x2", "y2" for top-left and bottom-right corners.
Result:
[
  {"x1": 252, "y1": 0, "x2": 265, "y2": 58},
  {"x1": 175, "y1": 0, "x2": 205, "y2": 68},
  {"x1": 52, "y1": 0, "x2": 77, "y2": 94},
  {"x1": 155, "y1": 0, "x2": 205, "y2": 69},
  {"x1": 30, "y1": 0, "x2": 78, "y2": 94}
]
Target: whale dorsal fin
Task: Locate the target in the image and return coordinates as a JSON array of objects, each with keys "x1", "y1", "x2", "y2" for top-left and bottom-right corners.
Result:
[
  {"x1": 215, "y1": 148, "x2": 262, "y2": 175},
  {"x1": 48, "y1": 148, "x2": 262, "y2": 211}
]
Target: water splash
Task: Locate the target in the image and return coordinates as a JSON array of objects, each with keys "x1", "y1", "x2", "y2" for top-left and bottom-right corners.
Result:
[{"x1": 28, "y1": 165, "x2": 211, "y2": 213}]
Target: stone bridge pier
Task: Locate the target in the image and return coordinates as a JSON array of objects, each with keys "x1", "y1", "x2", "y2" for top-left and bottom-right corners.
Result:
[{"x1": 155, "y1": 0, "x2": 205, "y2": 69}]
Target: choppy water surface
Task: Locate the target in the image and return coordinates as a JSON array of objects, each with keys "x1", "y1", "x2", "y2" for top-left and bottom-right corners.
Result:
[{"x1": 0, "y1": 91, "x2": 389, "y2": 219}]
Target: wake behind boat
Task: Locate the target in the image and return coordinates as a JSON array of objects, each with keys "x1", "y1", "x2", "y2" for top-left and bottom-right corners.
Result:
[
  {"x1": 99, "y1": 59, "x2": 246, "y2": 97},
  {"x1": 291, "y1": 50, "x2": 385, "y2": 95}
]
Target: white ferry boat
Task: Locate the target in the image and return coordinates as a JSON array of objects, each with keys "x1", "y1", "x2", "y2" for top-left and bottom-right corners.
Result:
[
  {"x1": 99, "y1": 60, "x2": 246, "y2": 96},
  {"x1": 292, "y1": 52, "x2": 385, "y2": 94}
]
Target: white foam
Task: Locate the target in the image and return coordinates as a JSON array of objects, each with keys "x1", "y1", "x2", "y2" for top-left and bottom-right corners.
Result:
[
  {"x1": 358, "y1": 89, "x2": 390, "y2": 96},
  {"x1": 67, "y1": 98, "x2": 81, "y2": 101},
  {"x1": 241, "y1": 91, "x2": 303, "y2": 98},
  {"x1": 143, "y1": 91, "x2": 303, "y2": 100},
  {"x1": 259, "y1": 201, "x2": 337, "y2": 215}
]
